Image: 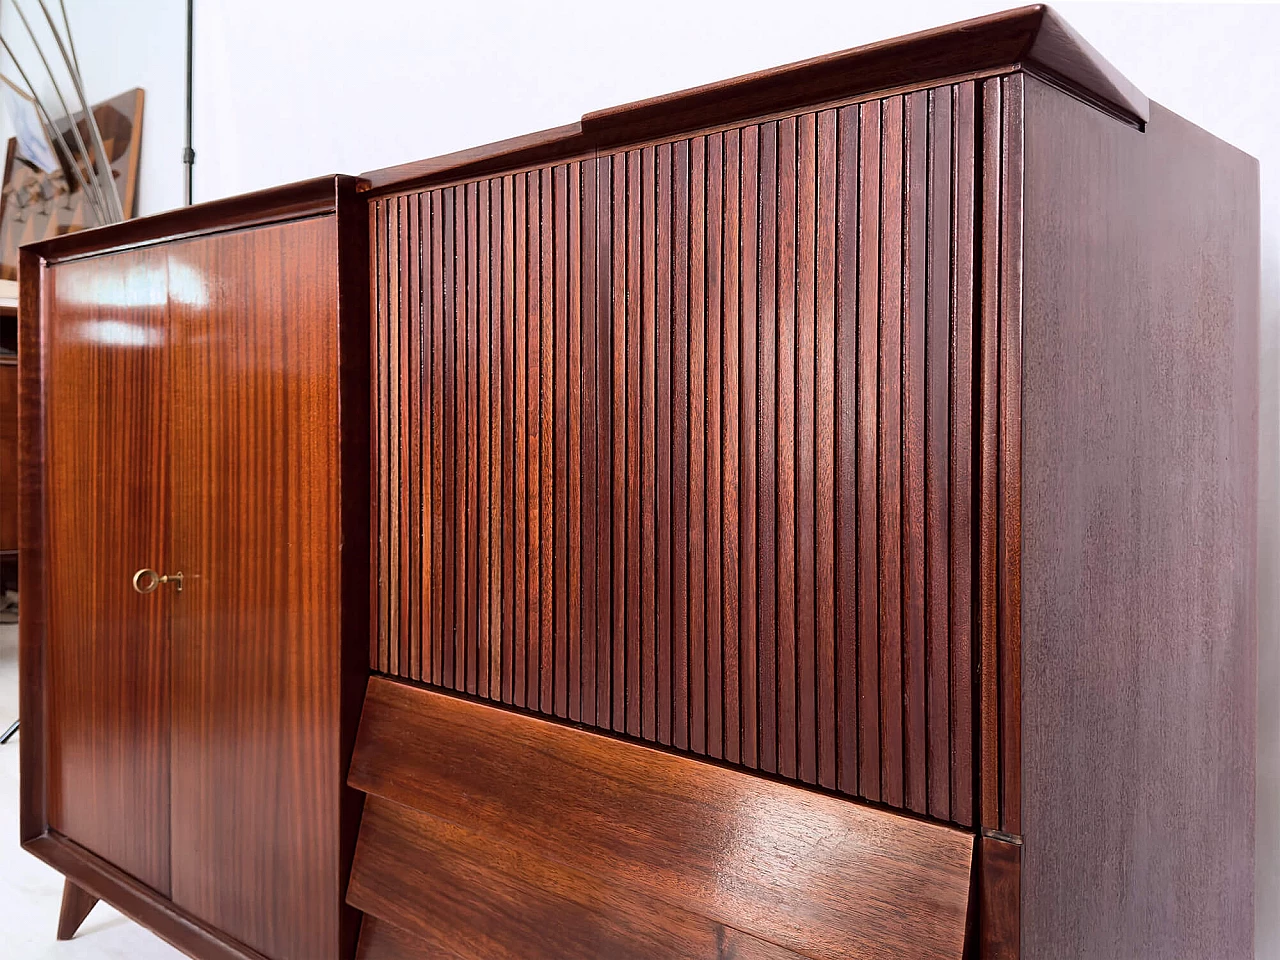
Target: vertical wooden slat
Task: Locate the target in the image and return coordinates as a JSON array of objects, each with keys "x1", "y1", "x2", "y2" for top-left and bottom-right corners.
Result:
[
  {"x1": 431, "y1": 191, "x2": 446, "y2": 688},
  {"x1": 950, "y1": 82, "x2": 977, "y2": 828},
  {"x1": 775, "y1": 114, "x2": 799, "y2": 782},
  {"x1": 857, "y1": 100, "x2": 882, "y2": 802},
  {"x1": 388, "y1": 199, "x2": 401, "y2": 679},
  {"x1": 526, "y1": 169, "x2": 542, "y2": 709},
  {"x1": 738, "y1": 124, "x2": 760, "y2": 771},
  {"x1": 399, "y1": 196, "x2": 412, "y2": 683},
  {"x1": 688, "y1": 136, "x2": 707, "y2": 757},
  {"x1": 924, "y1": 87, "x2": 953, "y2": 821},
  {"x1": 371, "y1": 200, "x2": 385, "y2": 672},
  {"x1": 419, "y1": 193, "x2": 434, "y2": 685},
  {"x1": 757, "y1": 119, "x2": 779, "y2": 776},
  {"x1": 672, "y1": 138, "x2": 692, "y2": 754},
  {"x1": 903, "y1": 90, "x2": 929, "y2": 815},
  {"x1": 408, "y1": 196, "x2": 422, "y2": 682},
  {"x1": 569, "y1": 161, "x2": 584, "y2": 724},
  {"x1": 998, "y1": 73, "x2": 1024, "y2": 837},
  {"x1": 554, "y1": 163, "x2": 571, "y2": 719},
  {"x1": 580, "y1": 159, "x2": 598, "y2": 727},
  {"x1": 464, "y1": 182, "x2": 478, "y2": 695},
  {"x1": 513, "y1": 175, "x2": 529, "y2": 708},
  {"x1": 721, "y1": 127, "x2": 742, "y2": 766},
  {"x1": 540, "y1": 166, "x2": 556, "y2": 714},
  {"x1": 978, "y1": 78, "x2": 1003, "y2": 832},
  {"x1": 496, "y1": 178, "x2": 511, "y2": 702},
  {"x1": 704, "y1": 132, "x2": 724, "y2": 761},
  {"x1": 616, "y1": 151, "x2": 634, "y2": 736},
  {"x1": 632, "y1": 146, "x2": 650, "y2": 742},
  {"x1": 596, "y1": 155, "x2": 617, "y2": 731},
  {"x1": 878, "y1": 96, "x2": 905, "y2": 810},
  {"x1": 655, "y1": 142, "x2": 673, "y2": 747},
  {"x1": 795, "y1": 111, "x2": 818, "y2": 786},
  {"x1": 489, "y1": 178, "x2": 503, "y2": 699},
  {"x1": 477, "y1": 181, "x2": 492, "y2": 699},
  {"x1": 815, "y1": 108, "x2": 838, "y2": 791},
  {"x1": 441, "y1": 188, "x2": 457, "y2": 688},
  {"x1": 835, "y1": 104, "x2": 860, "y2": 795},
  {"x1": 596, "y1": 155, "x2": 616, "y2": 727}
]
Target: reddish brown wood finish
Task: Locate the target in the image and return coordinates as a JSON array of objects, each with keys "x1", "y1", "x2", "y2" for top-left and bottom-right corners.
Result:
[
  {"x1": 28, "y1": 833, "x2": 272, "y2": 960},
  {"x1": 348, "y1": 677, "x2": 975, "y2": 960},
  {"x1": 976, "y1": 73, "x2": 1025, "y2": 838},
  {"x1": 57, "y1": 879, "x2": 99, "y2": 941},
  {"x1": 0, "y1": 359, "x2": 17, "y2": 552},
  {"x1": 1018, "y1": 78, "x2": 1258, "y2": 959},
  {"x1": 166, "y1": 218, "x2": 344, "y2": 960},
  {"x1": 977, "y1": 836, "x2": 1021, "y2": 960},
  {"x1": 356, "y1": 916, "x2": 464, "y2": 960},
  {"x1": 20, "y1": 177, "x2": 369, "y2": 960},
  {"x1": 370, "y1": 87, "x2": 982, "y2": 823},
  {"x1": 41, "y1": 247, "x2": 173, "y2": 894}
]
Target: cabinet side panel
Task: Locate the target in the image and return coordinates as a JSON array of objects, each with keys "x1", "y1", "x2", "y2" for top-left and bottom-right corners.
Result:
[{"x1": 1020, "y1": 78, "x2": 1258, "y2": 958}]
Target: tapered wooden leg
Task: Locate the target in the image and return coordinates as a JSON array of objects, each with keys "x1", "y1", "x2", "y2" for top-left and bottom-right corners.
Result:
[{"x1": 56, "y1": 879, "x2": 99, "y2": 941}]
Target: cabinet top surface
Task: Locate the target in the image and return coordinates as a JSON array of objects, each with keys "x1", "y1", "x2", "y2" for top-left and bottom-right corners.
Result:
[{"x1": 358, "y1": 3, "x2": 1147, "y2": 196}]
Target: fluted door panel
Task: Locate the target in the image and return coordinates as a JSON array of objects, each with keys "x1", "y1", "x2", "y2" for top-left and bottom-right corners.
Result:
[{"x1": 372, "y1": 81, "x2": 983, "y2": 825}]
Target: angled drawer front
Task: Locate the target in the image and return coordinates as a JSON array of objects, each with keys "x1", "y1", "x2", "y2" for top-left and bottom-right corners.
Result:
[
  {"x1": 369, "y1": 76, "x2": 1021, "y2": 829},
  {"x1": 347, "y1": 677, "x2": 974, "y2": 960}
]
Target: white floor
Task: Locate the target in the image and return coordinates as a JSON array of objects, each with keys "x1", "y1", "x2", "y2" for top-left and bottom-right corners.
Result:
[{"x1": 0, "y1": 623, "x2": 182, "y2": 958}]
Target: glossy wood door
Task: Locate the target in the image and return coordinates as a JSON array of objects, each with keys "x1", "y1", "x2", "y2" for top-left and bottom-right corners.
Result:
[
  {"x1": 167, "y1": 216, "x2": 342, "y2": 960},
  {"x1": 42, "y1": 249, "x2": 171, "y2": 893}
]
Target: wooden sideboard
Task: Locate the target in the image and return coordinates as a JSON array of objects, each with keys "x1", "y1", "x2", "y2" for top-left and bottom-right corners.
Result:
[{"x1": 18, "y1": 5, "x2": 1257, "y2": 959}]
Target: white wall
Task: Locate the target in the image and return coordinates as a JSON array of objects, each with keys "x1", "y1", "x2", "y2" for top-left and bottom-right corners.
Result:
[{"x1": 4, "y1": 0, "x2": 1277, "y2": 953}]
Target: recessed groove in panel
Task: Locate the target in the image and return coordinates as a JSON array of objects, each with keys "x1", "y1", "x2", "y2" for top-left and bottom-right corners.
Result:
[{"x1": 370, "y1": 82, "x2": 987, "y2": 825}]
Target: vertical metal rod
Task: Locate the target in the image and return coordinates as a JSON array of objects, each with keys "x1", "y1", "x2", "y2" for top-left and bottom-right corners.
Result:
[
  {"x1": 9, "y1": 0, "x2": 110, "y2": 218},
  {"x1": 0, "y1": 33, "x2": 103, "y2": 222},
  {"x1": 183, "y1": 0, "x2": 194, "y2": 206},
  {"x1": 35, "y1": 0, "x2": 122, "y2": 220}
]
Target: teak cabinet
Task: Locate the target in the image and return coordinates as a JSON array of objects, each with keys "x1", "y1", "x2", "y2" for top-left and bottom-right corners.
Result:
[
  {"x1": 19, "y1": 6, "x2": 1256, "y2": 960},
  {"x1": 19, "y1": 179, "x2": 370, "y2": 960}
]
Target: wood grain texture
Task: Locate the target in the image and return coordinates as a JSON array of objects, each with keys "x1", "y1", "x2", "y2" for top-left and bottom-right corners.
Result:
[
  {"x1": 356, "y1": 916, "x2": 466, "y2": 960},
  {"x1": 21, "y1": 177, "x2": 368, "y2": 960},
  {"x1": 0, "y1": 361, "x2": 16, "y2": 552},
  {"x1": 41, "y1": 247, "x2": 172, "y2": 894},
  {"x1": 167, "y1": 217, "x2": 344, "y2": 960},
  {"x1": 57, "y1": 879, "x2": 99, "y2": 941},
  {"x1": 348, "y1": 677, "x2": 975, "y2": 960},
  {"x1": 1018, "y1": 78, "x2": 1258, "y2": 959},
  {"x1": 27, "y1": 833, "x2": 273, "y2": 960},
  {"x1": 370, "y1": 90, "x2": 980, "y2": 820},
  {"x1": 977, "y1": 836, "x2": 1020, "y2": 960}
]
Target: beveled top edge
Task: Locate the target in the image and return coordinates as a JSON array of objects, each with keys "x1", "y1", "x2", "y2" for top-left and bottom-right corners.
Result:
[
  {"x1": 21, "y1": 175, "x2": 364, "y2": 265},
  {"x1": 358, "y1": 4, "x2": 1147, "y2": 196}
]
